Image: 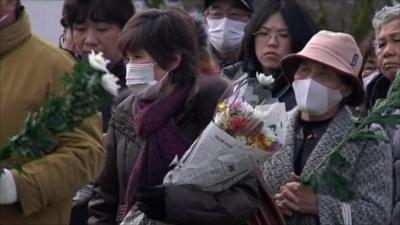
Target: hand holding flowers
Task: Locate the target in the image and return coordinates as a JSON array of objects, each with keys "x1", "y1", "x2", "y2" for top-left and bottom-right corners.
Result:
[
  {"x1": 300, "y1": 69, "x2": 400, "y2": 201},
  {"x1": 163, "y1": 96, "x2": 284, "y2": 192},
  {"x1": 275, "y1": 173, "x2": 318, "y2": 217},
  {"x1": 0, "y1": 51, "x2": 119, "y2": 175},
  {"x1": 127, "y1": 93, "x2": 286, "y2": 225}
]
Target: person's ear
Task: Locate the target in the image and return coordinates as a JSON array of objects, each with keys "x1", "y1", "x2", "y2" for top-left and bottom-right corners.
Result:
[{"x1": 169, "y1": 52, "x2": 182, "y2": 71}]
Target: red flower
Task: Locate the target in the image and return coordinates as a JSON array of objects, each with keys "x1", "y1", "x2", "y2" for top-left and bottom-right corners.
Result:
[{"x1": 227, "y1": 116, "x2": 251, "y2": 134}]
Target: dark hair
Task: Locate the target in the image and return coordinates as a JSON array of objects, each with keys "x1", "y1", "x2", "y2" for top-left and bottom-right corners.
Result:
[
  {"x1": 173, "y1": 9, "x2": 219, "y2": 76},
  {"x1": 62, "y1": 0, "x2": 135, "y2": 28},
  {"x1": 241, "y1": 0, "x2": 319, "y2": 77},
  {"x1": 204, "y1": 0, "x2": 254, "y2": 13},
  {"x1": 358, "y1": 31, "x2": 377, "y2": 79},
  {"x1": 15, "y1": 0, "x2": 22, "y2": 18},
  {"x1": 119, "y1": 9, "x2": 200, "y2": 86}
]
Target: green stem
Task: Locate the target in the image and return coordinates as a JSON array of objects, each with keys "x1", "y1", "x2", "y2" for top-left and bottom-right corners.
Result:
[
  {"x1": 302, "y1": 127, "x2": 356, "y2": 183},
  {"x1": 303, "y1": 100, "x2": 388, "y2": 183},
  {"x1": 302, "y1": 69, "x2": 400, "y2": 187}
]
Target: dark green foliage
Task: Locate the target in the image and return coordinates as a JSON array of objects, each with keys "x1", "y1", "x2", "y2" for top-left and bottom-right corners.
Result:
[{"x1": 0, "y1": 58, "x2": 112, "y2": 175}]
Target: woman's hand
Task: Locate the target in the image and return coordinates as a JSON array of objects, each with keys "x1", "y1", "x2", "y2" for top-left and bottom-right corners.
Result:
[
  {"x1": 274, "y1": 173, "x2": 319, "y2": 216},
  {"x1": 274, "y1": 182, "x2": 298, "y2": 216}
]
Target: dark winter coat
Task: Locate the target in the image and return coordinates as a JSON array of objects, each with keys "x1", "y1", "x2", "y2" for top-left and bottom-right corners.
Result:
[{"x1": 88, "y1": 77, "x2": 245, "y2": 225}]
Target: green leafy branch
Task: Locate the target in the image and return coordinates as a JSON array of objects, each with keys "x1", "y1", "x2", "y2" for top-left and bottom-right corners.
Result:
[
  {"x1": 0, "y1": 58, "x2": 112, "y2": 175},
  {"x1": 301, "y1": 70, "x2": 400, "y2": 199}
]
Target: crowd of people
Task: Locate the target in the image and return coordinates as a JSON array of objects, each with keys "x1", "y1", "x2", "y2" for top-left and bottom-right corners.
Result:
[{"x1": 0, "y1": 0, "x2": 399, "y2": 225}]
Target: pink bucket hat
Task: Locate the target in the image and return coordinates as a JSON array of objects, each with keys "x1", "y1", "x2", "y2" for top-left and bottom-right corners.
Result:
[{"x1": 280, "y1": 30, "x2": 364, "y2": 106}]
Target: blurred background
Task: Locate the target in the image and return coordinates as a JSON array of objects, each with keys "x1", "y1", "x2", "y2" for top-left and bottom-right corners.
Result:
[{"x1": 22, "y1": 0, "x2": 394, "y2": 46}]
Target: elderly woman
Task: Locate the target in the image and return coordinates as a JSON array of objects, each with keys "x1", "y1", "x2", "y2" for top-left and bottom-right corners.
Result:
[
  {"x1": 262, "y1": 30, "x2": 393, "y2": 225},
  {"x1": 366, "y1": 3, "x2": 400, "y2": 108},
  {"x1": 367, "y1": 3, "x2": 400, "y2": 224},
  {"x1": 88, "y1": 9, "x2": 258, "y2": 225},
  {"x1": 223, "y1": 0, "x2": 318, "y2": 109}
]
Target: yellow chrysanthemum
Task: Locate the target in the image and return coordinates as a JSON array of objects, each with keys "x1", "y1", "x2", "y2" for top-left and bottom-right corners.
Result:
[
  {"x1": 217, "y1": 101, "x2": 229, "y2": 113},
  {"x1": 253, "y1": 135, "x2": 273, "y2": 151}
]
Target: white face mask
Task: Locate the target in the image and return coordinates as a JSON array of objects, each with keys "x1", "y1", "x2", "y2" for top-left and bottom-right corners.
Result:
[
  {"x1": 293, "y1": 78, "x2": 343, "y2": 116},
  {"x1": 207, "y1": 17, "x2": 246, "y2": 53},
  {"x1": 126, "y1": 62, "x2": 169, "y2": 100}
]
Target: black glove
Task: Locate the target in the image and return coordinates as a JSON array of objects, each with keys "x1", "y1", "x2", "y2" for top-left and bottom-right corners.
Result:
[{"x1": 135, "y1": 185, "x2": 166, "y2": 220}]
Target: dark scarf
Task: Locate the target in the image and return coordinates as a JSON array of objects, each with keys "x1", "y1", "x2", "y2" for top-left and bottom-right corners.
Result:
[{"x1": 125, "y1": 82, "x2": 192, "y2": 212}]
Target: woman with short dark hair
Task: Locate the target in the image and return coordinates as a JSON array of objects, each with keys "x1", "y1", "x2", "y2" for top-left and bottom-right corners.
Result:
[
  {"x1": 88, "y1": 9, "x2": 255, "y2": 225},
  {"x1": 61, "y1": 1, "x2": 135, "y2": 224},
  {"x1": 118, "y1": 9, "x2": 199, "y2": 89},
  {"x1": 62, "y1": 0, "x2": 135, "y2": 131}
]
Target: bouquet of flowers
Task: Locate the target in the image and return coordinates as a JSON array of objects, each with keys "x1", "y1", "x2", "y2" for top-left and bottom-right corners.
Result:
[
  {"x1": 121, "y1": 95, "x2": 286, "y2": 225},
  {"x1": 162, "y1": 95, "x2": 285, "y2": 192}
]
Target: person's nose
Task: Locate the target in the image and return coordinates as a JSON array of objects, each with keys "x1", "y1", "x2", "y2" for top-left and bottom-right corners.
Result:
[
  {"x1": 266, "y1": 33, "x2": 278, "y2": 47},
  {"x1": 381, "y1": 41, "x2": 396, "y2": 58},
  {"x1": 83, "y1": 29, "x2": 99, "y2": 50}
]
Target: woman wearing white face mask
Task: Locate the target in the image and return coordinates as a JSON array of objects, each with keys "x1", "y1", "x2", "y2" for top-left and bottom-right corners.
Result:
[
  {"x1": 261, "y1": 30, "x2": 393, "y2": 225},
  {"x1": 88, "y1": 9, "x2": 259, "y2": 225}
]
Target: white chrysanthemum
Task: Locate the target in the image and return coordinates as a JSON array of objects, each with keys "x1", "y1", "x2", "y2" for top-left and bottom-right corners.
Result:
[
  {"x1": 241, "y1": 100, "x2": 255, "y2": 115},
  {"x1": 256, "y1": 72, "x2": 275, "y2": 87},
  {"x1": 214, "y1": 112, "x2": 224, "y2": 125},
  {"x1": 88, "y1": 50, "x2": 110, "y2": 73},
  {"x1": 88, "y1": 51, "x2": 120, "y2": 96},
  {"x1": 101, "y1": 73, "x2": 120, "y2": 96}
]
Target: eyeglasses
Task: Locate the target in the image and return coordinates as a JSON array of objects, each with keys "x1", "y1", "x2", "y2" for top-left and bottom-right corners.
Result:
[
  {"x1": 253, "y1": 30, "x2": 290, "y2": 42},
  {"x1": 58, "y1": 33, "x2": 66, "y2": 49}
]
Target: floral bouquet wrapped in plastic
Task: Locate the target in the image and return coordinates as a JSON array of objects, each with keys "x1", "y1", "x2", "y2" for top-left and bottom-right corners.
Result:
[
  {"x1": 163, "y1": 95, "x2": 286, "y2": 192},
  {"x1": 122, "y1": 90, "x2": 287, "y2": 225}
]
